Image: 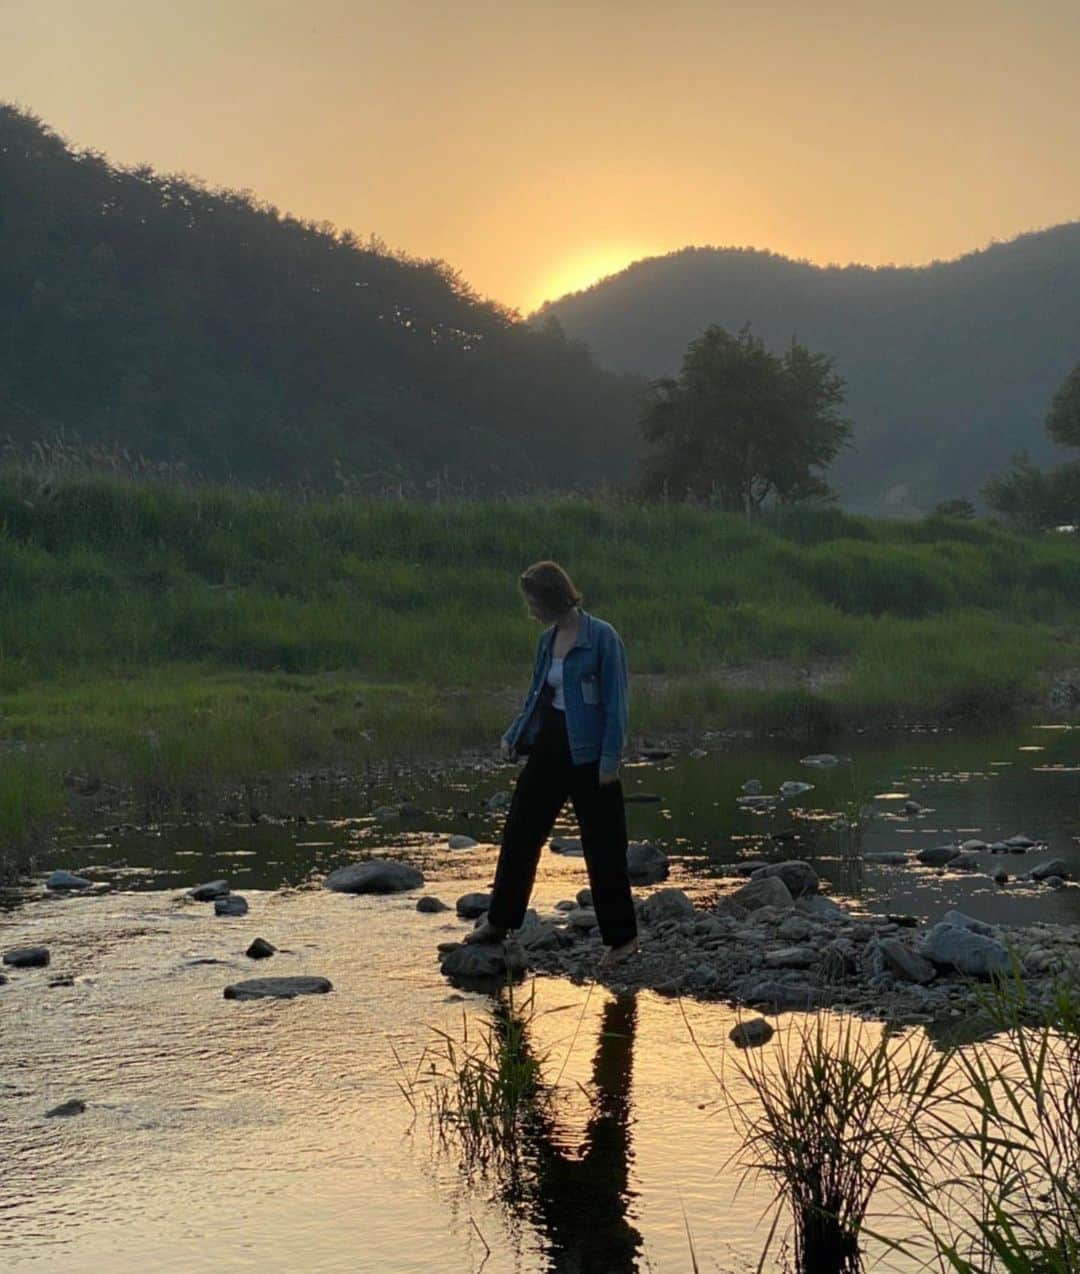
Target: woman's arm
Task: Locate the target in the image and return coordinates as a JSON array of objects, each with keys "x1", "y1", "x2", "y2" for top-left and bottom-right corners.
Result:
[{"x1": 599, "y1": 628, "x2": 629, "y2": 780}]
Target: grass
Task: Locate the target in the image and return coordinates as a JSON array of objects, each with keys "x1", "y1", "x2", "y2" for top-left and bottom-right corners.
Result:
[{"x1": 2, "y1": 468, "x2": 1079, "y2": 874}]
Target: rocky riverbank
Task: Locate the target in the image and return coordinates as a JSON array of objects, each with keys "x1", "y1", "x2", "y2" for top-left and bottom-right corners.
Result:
[{"x1": 434, "y1": 857, "x2": 1079, "y2": 1025}]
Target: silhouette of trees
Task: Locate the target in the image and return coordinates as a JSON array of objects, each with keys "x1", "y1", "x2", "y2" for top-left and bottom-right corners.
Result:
[
  {"x1": 1047, "y1": 362, "x2": 1080, "y2": 449},
  {"x1": 638, "y1": 324, "x2": 851, "y2": 513},
  {"x1": 0, "y1": 105, "x2": 642, "y2": 494}
]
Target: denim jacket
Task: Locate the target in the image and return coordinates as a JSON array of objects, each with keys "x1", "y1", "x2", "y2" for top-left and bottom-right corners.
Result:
[{"x1": 502, "y1": 610, "x2": 629, "y2": 774}]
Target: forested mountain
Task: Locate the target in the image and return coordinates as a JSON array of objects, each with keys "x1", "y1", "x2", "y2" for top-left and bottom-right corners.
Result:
[
  {"x1": 538, "y1": 232, "x2": 1080, "y2": 512},
  {"x1": 0, "y1": 106, "x2": 642, "y2": 493}
]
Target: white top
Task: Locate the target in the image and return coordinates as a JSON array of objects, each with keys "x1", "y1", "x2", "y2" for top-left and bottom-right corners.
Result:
[{"x1": 546, "y1": 657, "x2": 566, "y2": 711}]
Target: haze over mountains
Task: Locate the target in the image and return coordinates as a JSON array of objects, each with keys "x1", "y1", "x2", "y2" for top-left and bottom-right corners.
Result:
[{"x1": 539, "y1": 231, "x2": 1080, "y2": 512}]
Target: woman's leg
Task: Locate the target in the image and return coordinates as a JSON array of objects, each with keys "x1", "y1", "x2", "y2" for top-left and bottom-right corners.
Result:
[
  {"x1": 486, "y1": 750, "x2": 570, "y2": 933},
  {"x1": 570, "y1": 768, "x2": 638, "y2": 948}
]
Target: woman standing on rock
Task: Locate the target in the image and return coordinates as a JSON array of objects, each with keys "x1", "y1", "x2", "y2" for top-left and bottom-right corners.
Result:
[{"x1": 466, "y1": 561, "x2": 639, "y2": 969}]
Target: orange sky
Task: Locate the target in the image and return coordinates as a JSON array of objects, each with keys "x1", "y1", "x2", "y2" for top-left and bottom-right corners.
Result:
[{"x1": 3, "y1": 0, "x2": 1079, "y2": 312}]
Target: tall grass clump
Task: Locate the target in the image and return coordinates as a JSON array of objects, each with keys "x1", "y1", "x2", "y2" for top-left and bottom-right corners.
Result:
[
  {"x1": 899, "y1": 977, "x2": 1080, "y2": 1273},
  {"x1": 726, "y1": 1014, "x2": 951, "y2": 1273},
  {"x1": 0, "y1": 750, "x2": 66, "y2": 879},
  {"x1": 398, "y1": 982, "x2": 555, "y2": 1181}
]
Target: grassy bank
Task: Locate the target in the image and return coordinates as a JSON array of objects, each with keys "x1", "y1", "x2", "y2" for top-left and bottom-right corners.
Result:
[{"x1": 2, "y1": 472, "x2": 1079, "y2": 874}]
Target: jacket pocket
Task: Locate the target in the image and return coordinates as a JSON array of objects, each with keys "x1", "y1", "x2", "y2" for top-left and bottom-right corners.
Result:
[{"x1": 580, "y1": 674, "x2": 600, "y2": 705}]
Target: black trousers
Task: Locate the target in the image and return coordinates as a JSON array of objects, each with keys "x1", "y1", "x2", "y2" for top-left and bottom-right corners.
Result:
[{"x1": 489, "y1": 703, "x2": 638, "y2": 948}]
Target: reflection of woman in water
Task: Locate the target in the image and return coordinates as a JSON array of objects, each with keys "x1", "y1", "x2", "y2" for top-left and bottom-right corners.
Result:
[
  {"x1": 524, "y1": 995, "x2": 642, "y2": 1273},
  {"x1": 467, "y1": 561, "x2": 639, "y2": 969}
]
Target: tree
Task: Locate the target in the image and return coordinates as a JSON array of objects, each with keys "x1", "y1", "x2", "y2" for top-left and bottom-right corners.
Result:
[
  {"x1": 1047, "y1": 362, "x2": 1080, "y2": 449},
  {"x1": 638, "y1": 324, "x2": 851, "y2": 513}
]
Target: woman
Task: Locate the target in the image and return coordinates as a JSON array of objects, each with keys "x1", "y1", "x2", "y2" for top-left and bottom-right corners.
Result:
[{"x1": 466, "y1": 561, "x2": 639, "y2": 968}]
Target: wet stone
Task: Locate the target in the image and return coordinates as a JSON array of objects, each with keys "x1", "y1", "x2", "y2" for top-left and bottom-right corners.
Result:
[
  {"x1": 188, "y1": 880, "x2": 230, "y2": 901},
  {"x1": 447, "y1": 834, "x2": 478, "y2": 850},
  {"x1": 627, "y1": 842, "x2": 669, "y2": 884},
  {"x1": 729, "y1": 1018, "x2": 774, "y2": 1048},
  {"x1": 45, "y1": 1098, "x2": 86, "y2": 1118},
  {"x1": 324, "y1": 861, "x2": 423, "y2": 894},
  {"x1": 416, "y1": 896, "x2": 450, "y2": 913},
  {"x1": 46, "y1": 870, "x2": 93, "y2": 891},
  {"x1": 456, "y1": 892, "x2": 491, "y2": 920},
  {"x1": 224, "y1": 976, "x2": 332, "y2": 1000},
  {"x1": 3, "y1": 946, "x2": 50, "y2": 968},
  {"x1": 245, "y1": 938, "x2": 276, "y2": 960},
  {"x1": 917, "y1": 846, "x2": 960, "y2": 867},
  {"x1": 214, "y1": 895, "x2": 249, "y2": 916}
]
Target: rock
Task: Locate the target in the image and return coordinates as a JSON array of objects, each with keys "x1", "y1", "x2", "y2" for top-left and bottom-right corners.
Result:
[
  {"x1": 917, "y1": 846, "x2": 960, "y2": 867},
  {"x1": 45, "y1": 1098, "x2": 86, "y2": 1118},
  {"x1": 729, "y1": 1017, "x2": 774, "y2": 1048},
  {"x1": 801, "y1": 753, "x2": 841, "y2": 767},
  {"x1": 886, "y1": 914, "x2": 919, "y2": 928},
  {"x1": 741, "y1": 779, "x2": 764, "y2": 794},
  {"x1": 324, "y1": 860, "x2": 423, "y2": 893},
  {"x1": 372, "y1": 805, "x2": 401, "y2": 820},
  {"x1": 553, "y1": 899, "x2": 577, "y2": 912},
  {"x1": 640, "y1": 747, "x2": 672, "y2": 760},
  {"x1": 879, "y1": 938, "x2": 937, "y2": 984},
  {"x1": 484, "y1": 791, "x2": 512, "y2": 812},
  {"x1": 1044, "y1": 876, "x2": 1066, "y2": 889},
  {"x1": 245, "y1": 938, "x2": 276, "y2": 959},
  {"x1": 48, "y1": 976, "x2": 75, "y2": 987},
  {"x1": 750, "y1": 860, "x2": 819, "y2": 897},
  {"x1": 739, "y1": 978, "x2": 825, "y2": 1009},
  {"x1": 1005, "y1": 834, "x2": 1036, "y2": 850},
  {"x1": 0, "y1": 974, "x2": 7, "y2": 985},
  {"x1": 731, "y1": 876, "x2": 794, "y2": 911},
  {"x1": 763, "y1": 946, "x2": 816, "y2": 969},
  {"x1": 576, "y1": 888, "x2": 593, "y2": 908},
  {"x1": 993, "y1": 869, "x2": 1009, "y2": 884},
  {"x1": 960, "y1": 839, "x2": 989, "y2": 853},
  {"x1": 1031, "y1": 859, "x2": 1069, "y2": 881},
  {"x1": 456, "y1": 892, "x2": 492, "y2": 919},
  {"x1": 864, "y1": 851, "x2": 909, "y2": 865},
  {"x1": 947, "y1": 854, "x2": 981, "y2": 872},
  {"x1": 989, "y1": 842, "x2": 1009, "y2": 854},
  {"x1": 737, "y1": 795, "x2": 778, "y2": 809},
  {"x1": 519, "y1": 919, "x2": 561, "y2": 951},
  {"x1": 922, "y1": 924, "x2": 1012, "y2": 979},
  {"x1": 224, "y1": 976, "x2": 332, "y2": 1000},
  {"x1": 564, "y1": 907, "x2": 597, "y2": 930},
  {"x1": 550, "y1": 836, "x2": 583, "y2": 856},
  {"x1": 627, "y1": 842, "x2": 669, "y2": 884},
  {"x1": 46, "y1": 870, "x2": 93, "y2": 891},
  {"x1": 641, "y1": 888, "x2": 695, "y2": 925},
  {"x1": 3, "y1": 946, "x2": 50, "y2": 968},
  {"x1": 903, "y1": 799, "x2": 923, "y2": 814},
  {"x1": 624, "y1": 793, "x2": 662, "y2": 804},
  {"x1": 448, "y1": 834, "x2": 478, "y2": 850},
  {"x1": 439, "y1": 943, "x2": 526, "y2": 983},
  {"x1": 214, "y1": 895, "x2": 249, "y2": 916},
  {"x1": 776, "y1": 915, "x2": 814, "y2": 942},
  {"x1": 416, "y1": 895, "x2": 450, "y2": 913},
  {"x1": 689, "y1": 748, "x2": 708, "y2": 759},
  {"x1": 188, "y1": 880, "x2": 230, "y2": 901},
  {"x1": 734, "y1": 860, "x2": 769, "y2": 876},
  {"x1": 940, "y1": 910, "x2": 996, "y2": 936},
  {"x1": 780, "y1": 780, "x2": 814, "y2": 797}
]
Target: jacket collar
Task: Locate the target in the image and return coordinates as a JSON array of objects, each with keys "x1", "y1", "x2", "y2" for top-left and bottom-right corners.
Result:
[{"x1": 544, "y1": 608, "x2": 593, "y2": 654}]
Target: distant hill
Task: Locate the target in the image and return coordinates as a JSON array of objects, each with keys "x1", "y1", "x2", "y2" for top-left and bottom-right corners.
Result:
[
  {"x1": 538, "y1": 231, "x2": 1080, "y2": 512},
  {"x1": 0, "y1": 106, "x2": 641, "y2": 493}
]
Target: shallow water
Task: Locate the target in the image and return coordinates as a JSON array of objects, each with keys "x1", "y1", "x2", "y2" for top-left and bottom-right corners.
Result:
[{"x1": 1, "y1": 723, "x2": 1077, "y2": 1271}]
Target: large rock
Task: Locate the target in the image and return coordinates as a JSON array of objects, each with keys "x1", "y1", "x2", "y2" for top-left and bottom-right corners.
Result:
[
  {"x1": 324, "y1": 860, "x2": 423, "y2": 894},
  {"x1": 416, "y1": 896, "x2": 450, "y2": 913},
  {"x1": 751, "y1": 861, "x2": 819, "y2": 897},
  {"x1": 1031, "y1": 859, "x2": 1070, "y2": 881},
  {"x1": 917, "y1": 846, "x2": 960, "y2": 867},
  {"x1": 455, "y1": 892, "x2": 492, "y2": 919},
  {"x1": 3, "y1": 946, "x2": 50, "y2": 968},
  {"x1": 189, "y1": 880, "x2": 230, "y2": 901},
  {"x1": 879, "y1": 938, "x2": 937, "y2": 985},
  {"x1": 940, "y1": 910, "x2": 995, "y2": 936},
  {"x1": 738, "y1": 977, "x2": 825, "y2": 1009},
  {"x1": 795, "y1": 895, "x2": 848, "y2": 922},
  {"x1": 626, "y1": 841, "x2": 669, "y2": 884},
  {"x1": 730, "y1": 875, "x2": 793, "y2": 912},
  {"x1": 46, "y1": 870, "x2": 93, "y2": 891},
  {"x1": 1005, "y1": 834, "x2": 1036, "y2": 850},
  {"x1": 641, "y1": 888, "x2": 695, "y2": 925},
  {"x1": 439, "y1": 942, "x2": 526, "y2": 983},
  {"x1": 447, "y1": 834, "x2": 478, "y2": 850},
  {"x1": 922, "y1": 924, "x2": 1012, "y2": 979},
  {"x1": 224, "y1": 976, "x2": 332, "y2": 1000},
  {"x1": 550, "y1": 836, "x2": 584, "y2": 856}
]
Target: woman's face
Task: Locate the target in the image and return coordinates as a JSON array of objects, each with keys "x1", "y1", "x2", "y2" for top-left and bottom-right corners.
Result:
[{"x1": 523, "y1": 590, "x2": 557, "y2": 624}]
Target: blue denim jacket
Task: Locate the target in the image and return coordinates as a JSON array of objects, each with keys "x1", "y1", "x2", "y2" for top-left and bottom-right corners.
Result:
[{"x1": 502, "y1": 609, "x2": 629, "y2": 773}]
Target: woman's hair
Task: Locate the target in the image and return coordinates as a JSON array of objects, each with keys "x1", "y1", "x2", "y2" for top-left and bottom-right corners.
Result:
[{"x1": 519, "y1": 560, "x2": 582, "y2": 615}]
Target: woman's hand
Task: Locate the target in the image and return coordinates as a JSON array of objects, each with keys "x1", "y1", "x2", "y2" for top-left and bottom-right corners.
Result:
[{"x1": 599, "y1": 767, "x2": 620, "y2": 786}]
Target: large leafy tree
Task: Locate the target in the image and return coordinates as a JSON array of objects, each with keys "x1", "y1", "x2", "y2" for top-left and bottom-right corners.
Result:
[{"x1": 638, "y1": 324, "x2": 851, "y2": 512}]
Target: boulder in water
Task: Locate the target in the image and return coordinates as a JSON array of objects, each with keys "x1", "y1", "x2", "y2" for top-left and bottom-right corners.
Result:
[
  {"x1": 46, "y1": 870, "x2": 93, "y2": 891},
  {"x1": 324, "y1": 861, "x2": 423, "y2": 894},
  {"x1": 224, "y1": 976, "x2": 332, "y2": 1000}
]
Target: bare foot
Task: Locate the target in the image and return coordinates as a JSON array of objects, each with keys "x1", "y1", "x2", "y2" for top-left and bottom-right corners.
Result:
[
  {"x1": 463, "y1": 921, "x2": 508, "y2": 945},
  {"x1": 597, "y1": 936, "x2": 639, "y2": 972}
]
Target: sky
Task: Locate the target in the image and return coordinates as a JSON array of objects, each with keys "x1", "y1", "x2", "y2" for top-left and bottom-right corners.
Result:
[{"x1": 2, "y1": 0, "x2": 1079, "y2": 312}]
